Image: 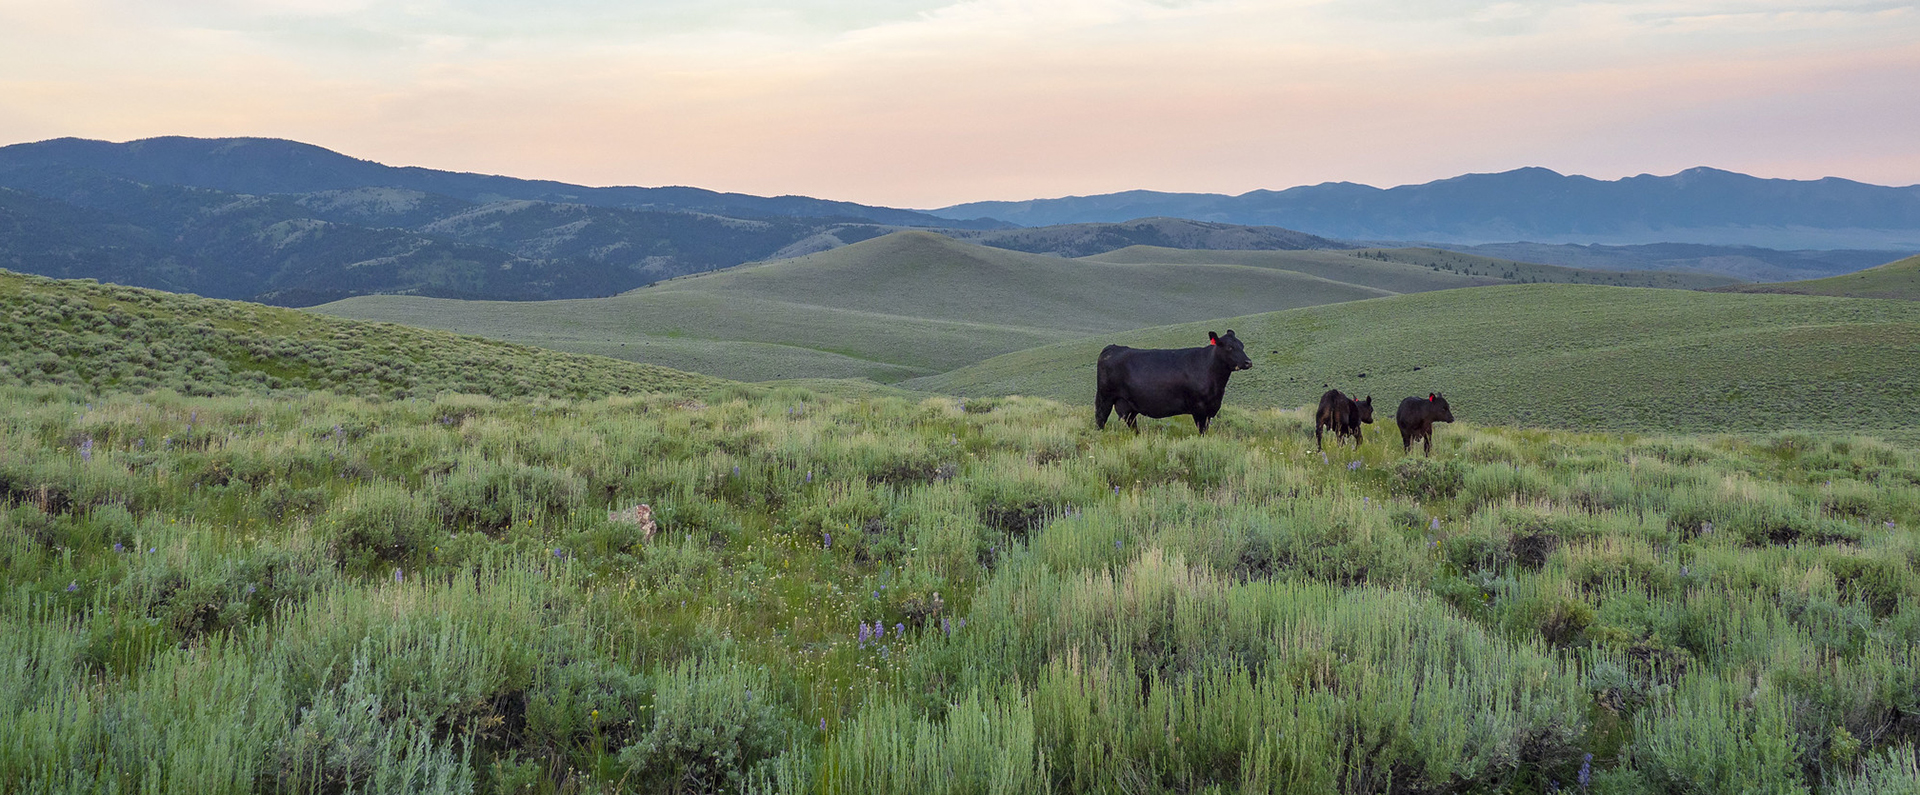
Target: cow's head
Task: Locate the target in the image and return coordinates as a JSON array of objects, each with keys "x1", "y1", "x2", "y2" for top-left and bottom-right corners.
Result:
[
  {"x1": 1208, "y1": 330, "x2": 1252, "y2": 371},
  {"x1": 1357, "y1": 395, "x2": 1374, "y2": 424},
  {"x1": 1429, "y1": 392, "x2": 1454, "y2": 423}
]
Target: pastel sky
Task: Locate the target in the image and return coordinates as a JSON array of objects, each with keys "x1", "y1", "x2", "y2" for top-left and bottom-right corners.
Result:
[{"x1": 2, "y1": 0, "x2": 1916, "y2": 207}]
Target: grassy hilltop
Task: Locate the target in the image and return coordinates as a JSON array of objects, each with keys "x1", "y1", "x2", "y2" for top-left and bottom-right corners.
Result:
[
  {"x1": 3, "y1": 382, "x2": 1918, "y2": 793},
  {"x1": 1714, "y1": 254, "x2": 1920, "y2": 301},
  {"x1": 316, "y1": 232, "x2": 1738, "y2": 385},
  {"x1": 316, "y1": 231, "x2": 1399, "y2": 382},
  {"x1": 910, "y1": 284, "x2": 1920, "y2": 439},
  {"x1": 0, "y1": 269, "x2": 723, "y2": 399}
]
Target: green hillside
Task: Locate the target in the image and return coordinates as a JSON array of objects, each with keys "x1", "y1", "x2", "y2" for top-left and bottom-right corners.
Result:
[
  {"x1": 1714, "y1": 254, "x2": 1920, "y2": 300},
  {"x1": 1090, "y1": 245, "x2": 1737, "y2": 290},
  {"x1": 1084, "y1": 245, "x2": 1505, "y2": 292},
  {"x1": 317, "y1": 231, "x2": 1397, "y2": 382},
  {"x1": 0, "y1": 269, "x2": 722, "y2": 399},
  {"x1": 908, "y1": 284, "x2": 1920, "y2": 437}
]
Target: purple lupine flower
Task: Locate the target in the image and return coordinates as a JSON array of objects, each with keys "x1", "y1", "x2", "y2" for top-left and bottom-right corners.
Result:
[
  {"x1": 1321, "y1": 452, "x2": 1329, "y2": 464},
  {"x1": 553, "y1": 548, "x2": 566, "y2": 559},
  {"x1": 113, "y1": 543, "x2": 123, "y2": 553},
  {"x1": 246, "y1": 584, "x2": 257, "y2": 595},
  {"x1": 1430, "y1": 517, "x2": 1441, "y2": 531},
  {"x1": 957, "y1": 618, "x2": 965, "y2": 629},
  {"x1": 824, "y1": 532, "x2": 832, "y2": 550},
  {"x1": 733, "y1": 465, "x2": 740, "y2": 476},
  {"x1": 873, "y1": 621, "x2": 885, "y2": 639},
  {"x1": 895, "y1": 623, "x2": 904, "y2": 638},
  {"x1": 805, "y1": 471, "x2": 813, "y2": 483},
  {"x1": 79, "y1": 437, "x2": 94, "y2": 462},
  {"x1": 858, "y1": 623, "x2": 871, "y2": 648},
  {"x1": 393, "y1": 568, "x2": 403, "y2": 584},
  {"x1": 1348, "y1": 460, "x2": 1361, "y2": 470},
  {"x1": 1888, "y1": 521, "x2": 1898, "y2": 529},
  {"x1": 1578, "y1": 753, "x2": 1592, "y2": 790},
  {"x1": 820, "y1": 718, "x2": 827, "y2": 731},
  {"x1": 66, "y1": 581, "x2": 78, "y2": 592},
  {"x1": 943, "y1": 617, "x2": 952, "y2": 636}
]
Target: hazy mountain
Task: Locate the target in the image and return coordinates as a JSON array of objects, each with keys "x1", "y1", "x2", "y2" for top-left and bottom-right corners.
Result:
[
  {"x1": 0, "y1": 172, "x2": 881, "y2": 305},
  {"x1": 0, "y1": 136, "x2": 1008, "y2": 229},
  {"x1": 932, "y1": 167, "x2": 1920, "y2": 249}
]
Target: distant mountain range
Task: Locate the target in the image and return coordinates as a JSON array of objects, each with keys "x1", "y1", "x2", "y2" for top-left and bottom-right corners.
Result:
[
  {"x1": 2, "y1": 136, "x2": 1915, "y2": 304},
  {"x1": 0, "y1": 136, "x2": 1000, "y2": 229},
  {"x1": 0, "y1": 137, "x2": 1344, "y2": 305},
  {"x1": 931, "y1": 167, "x2": 1920, "y2": 250}
]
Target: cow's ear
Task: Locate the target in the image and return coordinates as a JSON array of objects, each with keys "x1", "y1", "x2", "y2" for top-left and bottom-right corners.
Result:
[
  {"x1": 1428, "y1": 393, "x2": 1436, "y2": 401},
  {"x1": 1208, "y1": 331, "x2": 1219, "y2": 345}
]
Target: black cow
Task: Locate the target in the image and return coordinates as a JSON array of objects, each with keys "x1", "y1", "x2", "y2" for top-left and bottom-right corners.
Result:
[
  {"x1": 1395, "y1": 393, "x2": 1454, "y2": 455},
  {"x1": 1315, "y1": 390, "x2": 1373, "y2": 448},
  {"x1": 1095, "y1": 330, "x2": 1253, "y2": 435}
]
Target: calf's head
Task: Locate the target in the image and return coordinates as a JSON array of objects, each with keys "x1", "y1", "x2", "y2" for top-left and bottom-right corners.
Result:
[
  {"x1": 1357, "y1": 396, "x2": 1374, "y2": 424},
  {"x1": 1207, "y1": 330, "x2": 1253, "y2": 371},
  {"x1": 1427, "y1": 393, "x2": 1454, "y2": 422}
]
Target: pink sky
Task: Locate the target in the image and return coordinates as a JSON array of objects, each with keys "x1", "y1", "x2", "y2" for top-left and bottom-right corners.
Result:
[{"x1": 2, "y1": 0, "x2": 1916, "y2": 208}]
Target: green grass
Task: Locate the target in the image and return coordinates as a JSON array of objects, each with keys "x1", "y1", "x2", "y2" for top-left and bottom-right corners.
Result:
[
  {"x1": 3, "y1": 383, "x2": 1918, "y2": 793},
  {"x1": 316, "y1": 231, "x2": 1404, "y2": 383},
  {"x1": 1083, "y1": 244, "x2": 1734, "y2": 292},
  {"x1": 0, "y1": 269, "x2": 725, "y2": 399},
  {"x1": 1716, "y1": 254, "x2": 1920, "y2": 300},
  {"x1": 908, "y1": 284, "x2": 1920, "y2": 439}
]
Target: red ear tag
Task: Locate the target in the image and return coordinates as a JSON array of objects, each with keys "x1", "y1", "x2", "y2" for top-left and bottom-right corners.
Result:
[
  {"x1": 1208, "y1": 338, "x2": 1216, "y2": 346},
  {"x1": 1428, "y1": 393, "x2": 1436, "y2": 401}
]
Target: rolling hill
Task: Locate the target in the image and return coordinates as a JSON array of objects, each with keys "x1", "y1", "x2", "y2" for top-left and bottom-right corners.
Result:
[
  {"x1": 1432, "y1": 241, "x2": 1914, "y2": 283},
  {"x1": 906, "y1": 284, "x2": 1920, "y2": 437},
  {"x1": 1710, "y1": 254, "x2": 1920, "y2": 300},
  {"x1": 0, "y1": 268, "x2": 723, "y2": 399},
  {"x1": 316, "y1": 232, "x2": 1747, "y2": 386},
  {"x1": 314, "y1": 231, "x2": 1399, "y2": 382},
  {"x1": 932, "y1": 166, "x2": 1920, "y2": 249},
  {"x1": 1084, "y1": 245, "x2": 1738, "y2": 290}
]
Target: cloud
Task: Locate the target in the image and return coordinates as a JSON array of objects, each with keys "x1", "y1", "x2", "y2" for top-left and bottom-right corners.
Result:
[{"x1": 1, "y1": 0, "x2": 1916, "y2": 205}]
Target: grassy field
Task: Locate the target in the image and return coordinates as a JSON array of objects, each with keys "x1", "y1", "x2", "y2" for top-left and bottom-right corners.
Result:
[
  {"x1": 0, "y1": 270, "x2": 724, "y2": 399},
  {"x1": 907, "y1": 284, "x2": 1920, "y2": 439},
  {"x1": 1084, "y1": 245, "x2": 1740, "y2": 291},
  {"x1": 316, "y1": 232, "x2": 1406, "y2": 383},
  {"x1": 1715, "y1": 255, "x2": 1920, "y2": 301},
  {"x1": 316, "y1": 232, "x2": 1739, "y2": 387},
  {"x1": 3, "y1": 382, "x2": 1918, "y2": 794}
]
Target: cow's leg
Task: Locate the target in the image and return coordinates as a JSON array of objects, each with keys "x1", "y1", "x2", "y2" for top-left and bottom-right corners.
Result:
[
  {"x1": 1117, "y1": 402, "x2": 1140, "y2": 433},
  {"x1": 1194, "y1": 412, "x2": 1210, "y2": 435},
  {"x1": 1095, "y1": 393, "x2": 1114, "y2": 430},
  {"x1": 1315, "y1": 421, "x2": 1324, "y2": 449},
  {"x1": 1353, "y1": 425, "x2": 1364, "y2": 447},
  {"x1": 1400, "y1": 427, "x2": 1412, "y2": 453},
  {"x1": 1423, "y1": 432, "x2": 1434, "y2": 456}
]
